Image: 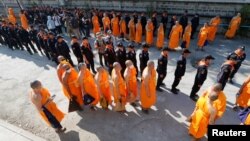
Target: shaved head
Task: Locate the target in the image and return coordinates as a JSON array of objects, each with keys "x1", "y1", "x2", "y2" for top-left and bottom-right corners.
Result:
[{"x1": 30, "y1": 80, "x2": 42, "y2": 89}]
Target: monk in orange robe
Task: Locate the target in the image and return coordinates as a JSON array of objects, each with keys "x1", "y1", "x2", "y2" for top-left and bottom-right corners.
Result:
[
  {"x1": 62, "y1": 64, "x2": 83, "y2": 107},
  {"x1": 128, "y1": 17, "x2": 136, "y2": 41},
  {"x1": 241, "y1": 99, "x2": 250, "y2": 125},
  {"x1": 111, "y1": 14, "x2": 120, "y2": 37},
  {"x1": 29, "y1": 80, "x2": 66, "y2": 133},
  {"x1": 197, "y1": 23, "x2": 209, "y2": 50},
  {"x1": 225, "y1": 13, "x2": 241, "y2": 39},
  {"x1": 8, "y1": 8, "x2": 16, "y2": 25},
  {"x1": 168, "y1": 21, "x2": 183, "y2": 49},
  {"x1": 95, "y1": 66, "x2": 112, "y2": 109},
  {"x1": 119, "y1": 17, "x2": 127, "y2": 39},
  {"x1": 124, "y1": 60, "x2": 137, "y2": 106},
  {"x1": 201, "y1": 83, "x2": 226, "y2": 119},
  {"x1": 92, "y1": 12, "x2": 100, "y2": 36},
  {"x1": 182, "y1": 22, "x2": 192, "y2": 48},
  {"x1": 57, "y1": 56, "x2": 73, "y2": 83},
  {"x1": 78, "y1": 63, "x2": 100, "y2": 110},
  {"x1": 156, "y1": 23, "x2": 165, "y2": 49},
  {"x1": 188, "y1": 90, "x2": 219, "y2": 141},
  {"x1": 135, "y1": 19, "x2": 142, "y2": 44},
  {"x1": 20, "y1": 10, "x2": 29, "y2": 30},
  {"x1": 146, "y1": 19, "x2": 154, "y2": 46},
  {"x1": 207, "y1": 15, "x2": 221, "y2": 42},
  {"x1": 102, "y1": 13, "x2": 111, "y2": 34},
  {"x1": 140, "y1": 61, "x2": 157, "y2": 114},
  {"x1": 234, "y1": 76, "x2": 250, "y2": 109},
  {"x1": 112, "y1": 62, "x2": 127, "y2": 112}
]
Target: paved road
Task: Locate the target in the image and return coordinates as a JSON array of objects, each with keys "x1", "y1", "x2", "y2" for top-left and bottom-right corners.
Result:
[{"x1": 0, "y1": 35, "x2": 249, "y2": 141}]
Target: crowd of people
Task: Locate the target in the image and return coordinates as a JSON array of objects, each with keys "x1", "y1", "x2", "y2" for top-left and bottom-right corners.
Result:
[{"x1": 0, "y1": 6, "x2": 249, "y2": 141}]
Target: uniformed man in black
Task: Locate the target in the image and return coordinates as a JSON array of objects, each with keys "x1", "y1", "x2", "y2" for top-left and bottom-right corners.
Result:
[
  {"x1": 171, "y1": 49, "x2": 191, "y2": 94},
  {"x1": 116, "y1": 42, "x2": 127, "y2": 75},
  {"x1": 0, "y1": 21, "x2": 10, "y2": 47},
  {"x1": 228, "y1": 46, "x2": 246, "y2": 84},
  {"x1": 217, "y1": 55, "x2": 237, "y2": 90},
  {"x1": 104, "y1": 40, "x2": 116, "y2": 74},
  {"x1": 55, "y1": 35, "x2": 74, "y2": 66},
  {"x1": 156, "y1": 47, "x2": 169, "y2": 92},
  {"x1": 29, "y1": 25, "x2": 43, "y2": 54},
  {"x1": 18, "y1": 26, "x2": 38, "y2": 54},
  {"x1": 71, "y1": 36, "x2": 83, "y2": 64},
  {"x1": 126, "y1": 43, "x2": 139, "y2": 77},
  {"x1": 190, "y1": 55, "x2": 214, "y2": 101},
  {"x1": 8, "y1": 23, "x2": 23, "y2": 50},
  {"x1": 48, "y1": 32, "x2": 58, "y2": 64},
  {"x1": 139, "y1": 43, "x2": 149, "y2": 76},
  {"x1": 81, "y1": 36, "x2": 96, "y2": 74}
]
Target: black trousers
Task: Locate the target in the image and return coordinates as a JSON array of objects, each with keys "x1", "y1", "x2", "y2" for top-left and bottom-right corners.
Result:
[
  {"x1": 87, "y1": 59, "x2": 96, "y2": 73},
  {"x1": 23, "y1": 40, "x2": 37, "y2": 53},
  {"x1": 32, "y1": 39, "x2": 42, "y2": 52},
  {"x1": 156, "y1": 72, "x2": 166, "y2": 88},
  {"x1": 190, "y1": 78, "x2": 204, "y2": 97},
  {"x1": 191, "y1": 26, "x2": 198, "y2": 38},
  {"x1": 172, "y1": 76, "x2": 182, "y2": 89},
  {"x1": 140, "y1": 65, "x2": 146, "y2": 76},
  {"x1": 55, "y1": 25, "x2": 62, "y2": 34},
  {"x1": 64, "y1": 54, "x2": 74, "y2": 66},
  {"x1": 98, "y1": 52, "x2": 105, "y2": 66},
  {"x1": 108, "y1": 63, "x2": 113, "y2": 75},
  {"x1": 229, "y1": 65, "x2": 240, "y2": 79}
]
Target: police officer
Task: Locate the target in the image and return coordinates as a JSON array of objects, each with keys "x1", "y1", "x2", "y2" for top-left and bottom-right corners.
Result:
[
  {"x1": 116, "y1": 42, "x2": 127, "y2": 75},
  {"x1": 48, "y1": 32, "x2": 58, "y2": 64},
  {"x1": 29, "y1": 25, "x2": 43, "y2": 54},
  {"x1": 217, "y1": 55, "x2": 237, "y2": 90},
  {"x1": 126, "y1": 43, "x2": 139, "y2": 77},
  {"x1": 171, "y1": 49, "x2": 191, "y2": 94},
  {"x1": 18, "y1": 26, "x2": 38, "y2": 54},
  {"x1": 55, "y1": 35, "x2": 74, "y2": 66},
  {"x1": 139, "y1": 43, "x2": 149, "y2": 76},
  {"x1": 8, "y1": 23, "x2": 23, "y2": 50},
  {"x1": 71, "y1": 36, "x2": 83, "y2": 64},
  {"x1": 81, "y1": 36, "x2": 96, "y2": 74},
  {"x1": 104, "y1": 40, "x2": 116, "y2": 74},
  {"x1": 189, "y1": 55, "x2": 214, "y2": 101},
  {"x1": 156, "y1": 47, "x2": 169, "y2": 92},
  {"x1": 227, "y1": 46, "x2": 246, "y2": 84}
]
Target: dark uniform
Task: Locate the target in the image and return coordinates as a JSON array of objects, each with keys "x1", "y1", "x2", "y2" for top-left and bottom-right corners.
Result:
[
  {"x1": 116, "y1": 44, "x2": 127, "y2": 75},
  {"x1": 8, "y1": 26, "x2": 23, "y2": 50},
  {"x1": 55, "y1": 38, "x2": 74, "y2": 66},
  {"x1": 81, "y1": 40, "x2": 96, "y2": 73},
  {"x1": 71, "y1": 41, "x2": 83, "y2": 64},
  {"x1": 161, "y1": 14, "x2": 168, "y2": 33},
  {"x1": 227, "y1": 50, "x2": 246, "y2": 81},
  {"x1": 18, "y1": 27, "x2": 38, "y2": 54},
  {"x1": 217, "y1": 61, "x2": 235, "y2": 90},
  {"x1": 171, "y1": 55, "x2": 187, "y2": 92},
  {"x1": 126, "y1": 46, "x2": 139, "y2": 77},
  {"x1": 29, "y1": 27, "x2": 43, "y2": 54},
  {"x1": 156, "y1": 52, "x2": 168, "y2": 90},
  {"x1": 105, "y1": 44, "x2": 116, "y2": 74},
  {"x1": 141, "y1": 14, "x2": 147, "y2": 35},
  {"x1": 190, "y1": 62, "x2": 208, "y2": 99},
  {"x1": 47, "y1": 36, "x2": 58, "y2": 64},
  {"x1": 139, "y1": 47, "x2": 149, "y2": 76}
]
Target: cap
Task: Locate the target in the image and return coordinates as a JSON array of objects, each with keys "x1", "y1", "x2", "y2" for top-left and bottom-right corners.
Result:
[
  {"x1": 182, "y1": 49, "x2": 191, "y2": 54},
  {"x1": 228, "y1": 54, "x2": 238, "y2": 61},
  {"x1": 240, "y1": 46, "x2": 245, "y2": 51},
  {"x1": 71, "y1": 35, "x2": 77, "y2": 39},
  {"x1": 48, "y1": 32, "x2": 54, "y2": 35},
  {"x1": 117, "y1": 42, "x2": 123, "y2": 47},
  {"x1": 56, "y1": 35, "x2": 63, "y2": 40},
  {"x1": 205, "y1": 55, "x2": 215, "y2": 60},
  {"x1": 162, "y1": 47, "x2": 170, "y2": 51},
  {"x1": 142, "y1": 43, "x2": 149, "y2": 48},
  {"x1": 127, "y1": 43, "x2": 135, "y2": 48},
  {"x1": 82, "y1": 36, "x2": 88, "y2": 40}
]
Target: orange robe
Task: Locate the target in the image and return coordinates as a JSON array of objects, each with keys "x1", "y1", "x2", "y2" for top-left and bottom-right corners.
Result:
[
  {"x1": 124, "y1": 67, "x2": 137, "y2": 103},
  {"x1": 208, "y1": 18, "x2": 221, "y2": 42},
  {"x1": 140, "y1": 67, "x2": 157, "y2": 109},
  {"x1": 156, "y1": 25, "x2": 164, "y2": 49},
  {"x1": 245, "y1": 114, "x2": 250, "y2": 125},
  {"x1": 197, "y1": 26, "x2": 209, "y2": 48},
  {"x1": 182, "y1": 25, "x2": 192, "y2": 48},
  {"x1": 135, "y1": 22, "x2": 142, "y2": 43},
  {"x1": 92, "y1": 15, "x2": 100, "y2": 35},
  {"x1": 111, "y1": 17, "x2": 120, "y2": 37},
  {"x1": 225, "y1": 17, "x2": 241, "y2": 38},
  {"x1": 237, "y1": 79, "x2": 250, "y2": 108},
  {"x1": 20, "y1": 13, "x2": 29, "y2": 30},
  {"x1": 111, "y1": 69, "x2": 127, "y2": 106},
  {"x1": 189, "y1": 96, "x2": 215, "y2": 139},
  {"x1": 201, "y1": 89, "x2": 226, "y2": 119},
  {"x1": 31, "y1": 88, "x2": 64, "y2": 126},
  {"x1": 57, "y1": 61, "x2": 73, "y2": 83},
  {"x1": 128, "y1": 20, "x2": 135, "y2": 41},
  {"x1": 8, "y1": 8, "x2": 16, "y2": 25},
  {"x1": 102, "y1": 17, "x2": 111, "y2": 32},
  {"x1": 79, "y1": 69, "x2": 100, "y2": 105},
  {"x1": 168, "y1": 25, "x2": 183, "y2": 49},
  {"x1": 95, "y1": 70, "x2": 112, "y2": 104},
  {"x1": 146, "y1": 22, "x2": 154, "y2": 45},
  {"x1": 120, "y1": 20, "x2": 127, "y2": 37},
  {"x1": 62, "y1": 69, "x2": 83, "y2": 106}
]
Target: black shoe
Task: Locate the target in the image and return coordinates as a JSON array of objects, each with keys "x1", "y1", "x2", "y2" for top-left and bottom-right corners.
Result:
[
  {"x1": 130, "y1": 102, "x2": 137, "y2": 107},
  {"x1": 175, "y1": 88, "x2": 180, "y2": 92},
  {"x1": 161, "y1": 83, "x2": 166, "y2": 86},
  {"x1": 171, "y1": 89, "x2": 178, "y2": 94},
  {"x1": 232, "y1": 105, "x2": 238, "y2": 111},
  {"x1": 156, "y1": 87, "x2": 163, "y2": 92},
  {"x1": 228, "y1": 79, "x2": 234, "y2": 84},
  {"x1": 190, "y1": 96, "x2": 198, "y2": 102},
  {"x1": 142, "y1": 109, "x2": 149, "y2": 114},
  {"x1": 195, "y1": 94, "x2": 199, "y2": 99},
  {"x1": 90, "y1": 106, "x2": 96, "y2": 111}
]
